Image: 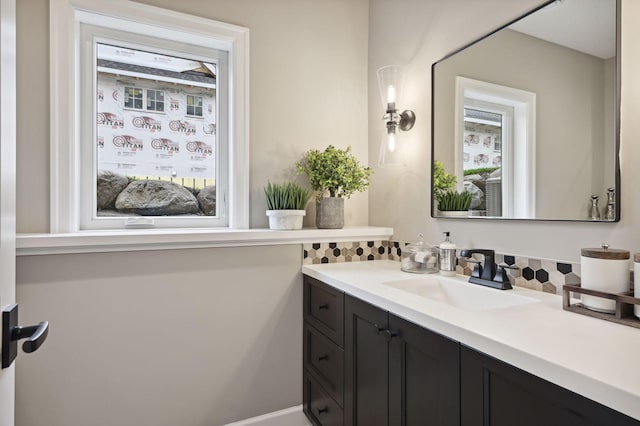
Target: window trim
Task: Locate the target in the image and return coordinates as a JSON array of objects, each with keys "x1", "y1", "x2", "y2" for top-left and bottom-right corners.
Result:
[
  {"x1": 186, "y1": 94, "x2": 204, "y2": 118},
  {"x1": 123, "y1": 85, "x2": 144, "y2": 110},
  {"x1": 50, "y1": 0, "x2": 249, "y2": 232}
]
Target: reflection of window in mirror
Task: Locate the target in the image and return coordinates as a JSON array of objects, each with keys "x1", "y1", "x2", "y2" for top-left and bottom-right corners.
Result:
[{"x1": 454, "y1": 77, "x2": 536, "y2": 218}]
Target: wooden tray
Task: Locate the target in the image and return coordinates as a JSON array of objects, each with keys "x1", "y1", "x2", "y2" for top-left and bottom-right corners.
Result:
[{"x1": 562, "y1": 283, "x2": 640, "y2": 329}]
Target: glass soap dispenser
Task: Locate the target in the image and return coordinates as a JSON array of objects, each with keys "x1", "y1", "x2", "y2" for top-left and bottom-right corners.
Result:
[{"x1": 401, "y1": 234, "x2": 439, "y2": 274}]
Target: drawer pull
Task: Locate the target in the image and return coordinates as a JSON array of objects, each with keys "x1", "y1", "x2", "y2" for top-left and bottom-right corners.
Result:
[
  {"x1": 318, "y1": 354, "x2": 329, "y2": 362},
  {"x1": 373, "y1": 323, "x2": 384, "y2": 334},
  {"x1": 384, "y1": 329, "x2": 398, "y2": 342},
  {"x1": 317, "y1": 303, "x2": 329, "y2": 310},
  {"x1": 317, "y1": 406, "x2": 329, "y2": 415}
]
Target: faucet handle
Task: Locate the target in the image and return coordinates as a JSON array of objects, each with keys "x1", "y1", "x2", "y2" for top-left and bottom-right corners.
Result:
[
  {"x1": 498, "y1": 263, "x2": 519, "y2": 270},
  {"x1": 494, "y1": 265, "x2": 513, "y2": 289}
]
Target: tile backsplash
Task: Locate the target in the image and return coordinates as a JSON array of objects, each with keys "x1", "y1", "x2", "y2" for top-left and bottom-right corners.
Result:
[{"x1": 303, "y1": 240, "x2": 582, "y2": 295}]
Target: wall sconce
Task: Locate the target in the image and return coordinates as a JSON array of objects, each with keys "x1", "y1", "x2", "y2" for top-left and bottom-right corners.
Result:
[{"x1": 377, "y1": 65, "x2": 416, "y2": 167}]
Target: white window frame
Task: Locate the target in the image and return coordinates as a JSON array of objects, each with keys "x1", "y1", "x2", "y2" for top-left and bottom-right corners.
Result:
[
  {"x1": 454, "y1": 77, "x2": 536, "y2": 219},
  {"x1": 50, "y1": 0, "x2": 249, "y2": 232},
  {"x1": 145, "y1": 88, "x2": 165, "y2": 113},
  {"x1": 186, "y1": 94, "x2": 204, "y2": 118},
  {"x1": 123, "y1": 85, "x2": 144, "y2": 110}
]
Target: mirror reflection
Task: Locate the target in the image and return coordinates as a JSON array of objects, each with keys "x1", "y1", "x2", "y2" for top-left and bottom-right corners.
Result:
[{"x1": 432, "y1": 0, "x2": 619, "y2": 221}]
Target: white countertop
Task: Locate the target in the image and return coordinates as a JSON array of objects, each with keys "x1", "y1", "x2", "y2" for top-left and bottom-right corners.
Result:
[{"x1": 302, "y1": 260, "x2": 640, "y2": 420}]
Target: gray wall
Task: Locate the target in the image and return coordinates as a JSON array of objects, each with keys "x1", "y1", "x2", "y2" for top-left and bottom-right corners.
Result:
[
  {"x1": 368, "y1": 0, "x2": 640, "y2": 262},
  {"x1": 15, "y1": 0, "x2": 369, "y2": 425}
]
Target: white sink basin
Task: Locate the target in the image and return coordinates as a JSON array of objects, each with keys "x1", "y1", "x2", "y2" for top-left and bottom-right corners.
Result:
[{"x1": 382, "y1": 275, "x2": 538, "y2": 311}]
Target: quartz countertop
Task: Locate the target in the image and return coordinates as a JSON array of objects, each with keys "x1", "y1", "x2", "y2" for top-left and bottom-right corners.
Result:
[{"x1": 302, "y1": 260, "x2": 640, "y2": 420}]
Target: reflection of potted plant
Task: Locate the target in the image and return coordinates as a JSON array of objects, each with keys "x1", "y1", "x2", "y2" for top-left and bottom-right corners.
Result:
[
  {"x1": 297, "y1": 145, "x2": 372, "y2": 229},
  {"x1": 436, "y1": 190, "x2": 472, "y2": 217},
  {"x1": 264, "y1": 181, "x2": 311, "y2": 230}
]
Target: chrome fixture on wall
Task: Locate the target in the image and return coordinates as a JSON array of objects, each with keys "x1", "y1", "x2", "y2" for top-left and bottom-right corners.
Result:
[{"x1": 377, "y1": 65, "x2": 415, "y2": 167}]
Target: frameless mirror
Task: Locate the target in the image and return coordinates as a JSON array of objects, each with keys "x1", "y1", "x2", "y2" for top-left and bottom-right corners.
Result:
[{"x1": 432, "y1": 0, "x2": 620, "y2": 221}]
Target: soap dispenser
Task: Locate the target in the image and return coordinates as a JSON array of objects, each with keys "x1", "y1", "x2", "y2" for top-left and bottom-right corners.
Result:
[{"x1": 439, "y1": 232, "x2": 457, "y2": 276}]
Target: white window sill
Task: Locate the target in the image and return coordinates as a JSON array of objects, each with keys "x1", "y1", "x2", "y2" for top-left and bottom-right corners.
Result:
[{"x1": 16, "y1": 226, "x2": 394, "y2": 256}]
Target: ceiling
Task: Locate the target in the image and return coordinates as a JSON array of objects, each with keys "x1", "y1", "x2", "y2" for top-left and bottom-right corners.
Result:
[{"x1": 509, "y1": 0, "x2": 616, "y2": 59}]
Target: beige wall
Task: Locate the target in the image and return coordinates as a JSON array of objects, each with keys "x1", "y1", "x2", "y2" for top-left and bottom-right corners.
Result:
[
  {"x1": 368, "y1": 0, "x2": 640, "y2": 262},
  {"x1": 17, "y1": 0, "x2": 370, "y2": 232},
  {"x1": 15, "y1": 0, "x2": 369, "y2": 425},
  {"x1": 16, "y1": 246, "x2": 302, "y2": 426},
  {"x1": 433, "y1": 29, "x2": 609, "y2": 219}
]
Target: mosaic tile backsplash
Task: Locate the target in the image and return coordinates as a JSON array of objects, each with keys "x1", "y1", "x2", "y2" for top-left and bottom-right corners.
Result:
[{"x1": 303, "y1": 240, "x2": 583, "y2": 295}]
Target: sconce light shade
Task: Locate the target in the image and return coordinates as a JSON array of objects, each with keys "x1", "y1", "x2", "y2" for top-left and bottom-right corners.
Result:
[
  {"x1": 377, "y1": 65, "x2": 403, "y2": 107},
  {"x1": 377, "y1": 65, "x2": 415, "y2": 167}
]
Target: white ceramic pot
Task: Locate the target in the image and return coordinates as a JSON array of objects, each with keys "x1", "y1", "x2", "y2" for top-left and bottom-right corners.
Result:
[
  {"x1": 438, "y1": 210, "x2": 469, "y2": 218},
  {"x1": 266, "y1": 210, "x2": 306, "y2": 230}
]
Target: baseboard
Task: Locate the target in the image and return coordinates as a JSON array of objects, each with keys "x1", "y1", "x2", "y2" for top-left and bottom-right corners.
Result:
[{"x1": 223, "y1": 405, "x2": 310, "y2": 426}]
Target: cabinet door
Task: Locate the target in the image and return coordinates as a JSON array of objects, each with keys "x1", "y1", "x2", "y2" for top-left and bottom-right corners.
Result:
[
  {"x1": 344, "y1": 295, "x2": 389, "y2": 426},
  {"x1": 388, "y1": 314, "x2": 460, "y2": 426},
  {"x1": 461, "y1": 345, "x2": 640, "y2": 426}
]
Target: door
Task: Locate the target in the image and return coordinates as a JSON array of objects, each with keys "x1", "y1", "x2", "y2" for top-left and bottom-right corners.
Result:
[
  {"x1": 460, "y1": 346, "x2": 640, "y2": 426},
  {"x1": 388, "y1": 314, "x2": 460, "y2": 426},
  {"x1": 0, "y1": 0, "x2": 17, "y2": 424},
  {"x1": 344, "y1": 295, "x2": 389, "y2": 426}
]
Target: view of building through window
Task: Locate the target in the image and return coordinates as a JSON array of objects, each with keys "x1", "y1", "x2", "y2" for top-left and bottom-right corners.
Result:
[
  {"x1": 96, "y1": 43, "x2": 218, "y2": 217},
  {"x1": 463, "y1": 108, "x2": 503, "y2": 216}
]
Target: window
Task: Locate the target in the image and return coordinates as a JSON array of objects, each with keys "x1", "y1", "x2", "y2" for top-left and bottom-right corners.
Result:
[
  {"x1": 186, "y1": 95, "x2": 203, "y2": 117},
  {"x1": 455, "y1": 77, "x2": 536, "y2": 219},
  {"x1": 146, "y1": 89, "x2": 164, "y2": 112},
  {"x1": 50, "y1": 0, "x2": 249, "y2": 232},
  {"x1": 124, "y1": 86, "x2": 143, "y2": 110}
]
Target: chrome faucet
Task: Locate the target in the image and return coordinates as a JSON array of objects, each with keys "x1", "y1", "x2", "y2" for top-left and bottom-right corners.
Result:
[{"x1": 459, "y1": 249, "x2": 512, "y2": 290}]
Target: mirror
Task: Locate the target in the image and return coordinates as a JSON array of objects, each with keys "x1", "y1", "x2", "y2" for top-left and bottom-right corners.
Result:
[{"x1": 432, "y1": 0, "x2": 619, "y2": 221}]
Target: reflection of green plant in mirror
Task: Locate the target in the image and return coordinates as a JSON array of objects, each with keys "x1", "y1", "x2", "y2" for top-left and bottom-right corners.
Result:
[
  {"x1": 433, "y1": 160, "x2": 456, "y2": 196},
  {"x1": 463, "y1": 166, "x2": 499, "y2": 176},
  {"x1": 436, "y1": 190, "x2": 472, "y2": 211},
  {"x1": 264, "y1": 181, "x2": 312, "y2": 210},
  {"x1": 297, "y1": 145, "x2": 372, "y2": 198}
]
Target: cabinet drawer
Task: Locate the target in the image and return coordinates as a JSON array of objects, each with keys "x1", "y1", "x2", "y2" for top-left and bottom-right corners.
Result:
[
  {"x1": 304, "y1": 322, "x2": 344, "y2": 407},
  {"x1": 304, "y1": 371, "x2": 344, "y2": 426},
  {"x1": 304, "y1": 275, "x2": 344, "y2": 347}
]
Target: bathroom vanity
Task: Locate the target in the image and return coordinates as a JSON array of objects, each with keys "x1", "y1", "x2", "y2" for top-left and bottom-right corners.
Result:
[{"x1": 302, "y1": 260, "x2": 640, "y2": 426}]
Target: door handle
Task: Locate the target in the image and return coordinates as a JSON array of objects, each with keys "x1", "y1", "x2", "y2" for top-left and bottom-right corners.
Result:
[
  {"x1": 13, "y1": 321, "x2": 49, "y2": 353},
  {"x1": 2, "y1": 304, "x2": 50, "y2": 368}
]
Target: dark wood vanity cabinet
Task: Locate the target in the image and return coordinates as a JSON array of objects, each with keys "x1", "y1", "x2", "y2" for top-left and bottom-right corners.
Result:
[
  {"x1": 303, "y1": 274, "x2": 640, "y2": 426},
  {"x1": 460, "y1": 346, "x2": 640, "y2": 426},
  {"x1": 344, "y1": 294, "x2": 460, "y2": 426},
  {"x1": 303, "y1": 276, "x2": 345, "y2": 425}
]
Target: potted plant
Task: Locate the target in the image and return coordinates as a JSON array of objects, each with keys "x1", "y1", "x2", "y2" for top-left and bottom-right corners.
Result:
[
  {"x1": 264, "y1": 181, "x2": 312, "y2": 230},
  {"x1": 297, "y1": 145, "x2": 372, "y2": 229},
  {"x1": 436, "y1": 189, "x2": 472, "y2": 217}
]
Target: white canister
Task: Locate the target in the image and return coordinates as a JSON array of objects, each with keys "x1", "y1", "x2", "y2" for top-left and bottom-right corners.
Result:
[
  {"x1": 581, "y1": 245, "x2": 630, "y2": 313},
  {"x1": 635, "y1": 254, "x2": 640, "y2": 318}
]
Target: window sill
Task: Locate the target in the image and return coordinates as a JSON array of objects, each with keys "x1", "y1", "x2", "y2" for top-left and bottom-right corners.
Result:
[{"x1": 16, "y1": 226, "x2": 394, "y2": 256}]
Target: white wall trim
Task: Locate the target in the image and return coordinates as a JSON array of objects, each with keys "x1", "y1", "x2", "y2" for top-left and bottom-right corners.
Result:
[
  {"x1": 223, "y1": 405, "x2": 309, "y2": 426},
  {"x1": 16, "y1": 226, "x2": 394, "y2": 256}
]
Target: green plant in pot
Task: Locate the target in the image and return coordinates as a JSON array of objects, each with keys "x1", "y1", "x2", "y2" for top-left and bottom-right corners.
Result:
[
  {"x1": 433, "y1": 160, "x2": 471, "y2": 216},
  {"x1": 297, "y1": 145, "x2": 372, "y2": 229},
  {"x1": 264, "y1": 181, "x2": 311, "y2": 230},
  {"x1": 436, "y1": 190, "x2": 472, "y2": 216}
]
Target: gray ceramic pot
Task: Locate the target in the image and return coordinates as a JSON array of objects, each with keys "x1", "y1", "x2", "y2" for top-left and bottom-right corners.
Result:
[{"x1": 316, "y1": 197, "x2": 344, "y2": 229}]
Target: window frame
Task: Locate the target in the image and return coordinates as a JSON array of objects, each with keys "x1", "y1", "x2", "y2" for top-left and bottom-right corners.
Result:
[
  {"x1": 146, "y1": 88, "x2": 165, "y2": 113},
  {"x1": 50, "y1": 0, "x2": 249, "y2": 232},
  {"x1": 186, "y1": 94, "x2": 204, "y2": 118},
  {"x1": 124, "y1": 86, "x2": 144, "y2": 110}
]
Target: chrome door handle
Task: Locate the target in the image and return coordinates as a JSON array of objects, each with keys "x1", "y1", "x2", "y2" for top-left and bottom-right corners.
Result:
[{"x1": 2, "y1": 304, "x2": 50, "y2": 368}]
